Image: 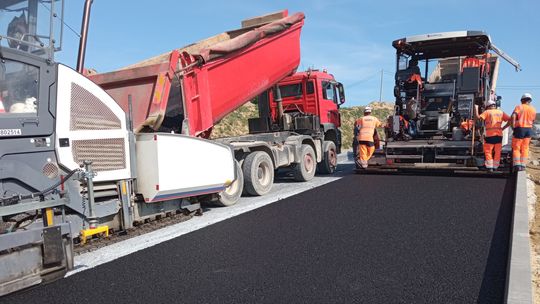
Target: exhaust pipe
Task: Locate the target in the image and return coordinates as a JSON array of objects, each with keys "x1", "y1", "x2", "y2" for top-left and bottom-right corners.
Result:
[
  {"x1": 274, "y1": 85, "x2": 284, "y2": 126},
  {"x1": 76, "y1": 0, "x2": 93, "y2": 73}
]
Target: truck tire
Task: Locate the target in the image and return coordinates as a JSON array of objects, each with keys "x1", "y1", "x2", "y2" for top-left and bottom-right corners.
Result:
[
  {"x1": 294, "y1": 144, "x2": 317, "y2": 182},
  {"x1": 317, "y1": 141, "x2": 337, "y2": 174},
  {"x1": 215, "y1": 161, "x2": 244, "y2": 206},
  {"x1": 242, "y1": 151, "x2": 274, "y2": 196}
]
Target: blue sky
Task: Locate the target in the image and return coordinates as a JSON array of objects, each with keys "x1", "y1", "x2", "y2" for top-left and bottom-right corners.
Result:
[{"x1": 57, "y1": 0, "x2": 539, "y2": 113}]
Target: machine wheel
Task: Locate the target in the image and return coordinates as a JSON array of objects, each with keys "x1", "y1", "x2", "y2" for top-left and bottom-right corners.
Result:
[
  {"x1": 294, "y1": 144, "x2": 317, "y2": 182},
  {"x1": 215, "y1": 161, "x2": 244, "y2": 206},
  {"x1": 242, "y1": 151, "x2": 274, "y2": 196},
  {"x1": 317, "y1": 141, "x2": 337, "y2": 174}
]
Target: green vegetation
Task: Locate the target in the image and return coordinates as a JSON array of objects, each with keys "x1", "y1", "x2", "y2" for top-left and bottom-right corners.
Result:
[
  {"x1": 339, "y1": 102, "x2": 394, "y2": 149},
  {"x1": 211, "y1": 103, "x2": 258, "y2": 138}
]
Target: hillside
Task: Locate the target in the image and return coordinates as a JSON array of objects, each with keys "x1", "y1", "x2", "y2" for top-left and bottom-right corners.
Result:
[
  {"x1": 339, "y1": 102, "x2": 394, "y2": 149},
  {"x1": 212, "y1": 102, "x2": 394, "y2": 149}
]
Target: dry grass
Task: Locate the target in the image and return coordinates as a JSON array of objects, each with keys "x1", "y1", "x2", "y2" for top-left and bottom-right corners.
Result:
[
  {"x1": 527, "y1": 145, "x2": 540, "y2": 303},
  {"x1": 211, "y1": 101, "x2": 394, "y2": 148}
]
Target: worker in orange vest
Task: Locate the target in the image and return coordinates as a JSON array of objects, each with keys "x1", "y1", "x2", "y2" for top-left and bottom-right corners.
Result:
[
  {"x1": 460, "y1": 119, "x2": 474, "y2": 136},
  {"x1": 475, "y1": 100, "x2": 510, "y2": 171},
  {"x1": 511, "y1": 93, "x2": 536, "y2": 171},
  {"x1": 354, "y1": 106, "x2": 382, "y2": 169}
]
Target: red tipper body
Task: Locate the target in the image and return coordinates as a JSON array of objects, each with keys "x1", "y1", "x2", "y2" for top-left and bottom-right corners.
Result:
[
  {"x1": 89, "y1": 11, "x2": 305, "y2": 138},
  {"x1": 269, "y1": 70, "x2": 341, "y2": 128}
]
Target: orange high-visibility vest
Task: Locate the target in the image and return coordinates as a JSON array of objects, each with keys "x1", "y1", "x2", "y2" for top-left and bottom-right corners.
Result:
[
  {"x1": 399, "y1": 115, "x2": 410, "y2": 129},
  {"x1": 460, "y1": 119, "x2": 474, "y2": 131},
  {"x1": 463, "y1": 57, "x2": 480, "y2": 68},
  {"x1": 356, "y1": 115, "x2": 381, "y2": 142},
  {"x1": 462, "y1": 56, "x2": 489, "y2": 75},
  {"x1": 479, "y1": 109, "x2": 510, "y2": 137},
  {"x1": 408, "y1": 73, "x2": 423, "y2": 87},
  {"x1": 513, "y1": 104, "x2": 536, "y2": 128}
]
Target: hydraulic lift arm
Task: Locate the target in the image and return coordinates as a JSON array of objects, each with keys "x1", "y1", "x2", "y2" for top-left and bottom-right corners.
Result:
[{"x1": 490, "y1": 43, "x2": 521, "y2": 71}]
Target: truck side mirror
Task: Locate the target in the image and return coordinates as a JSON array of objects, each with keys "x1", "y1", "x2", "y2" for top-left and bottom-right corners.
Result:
[
  {"x1": 337, "y1": 83, "x2": 345, "y2": 105},
  {"x1": 496, "y1": 95, "x2": 502, "y2": 108}
]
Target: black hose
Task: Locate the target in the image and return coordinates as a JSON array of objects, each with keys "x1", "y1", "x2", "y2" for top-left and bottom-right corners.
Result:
[{"x1": 0, "y1": 168, "x2": 82, "y2": 206}]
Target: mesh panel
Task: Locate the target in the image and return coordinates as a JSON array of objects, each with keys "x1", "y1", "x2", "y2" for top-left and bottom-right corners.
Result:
[
  {"x1": 70, "y1": 83, "x2": 121, "y2": 130},
  {"x1": 42, "y1": 162, "x2": 59, "y2": 179},
  {"x1": 72, "y1": 138, "x2": 126, "y2": 172}
]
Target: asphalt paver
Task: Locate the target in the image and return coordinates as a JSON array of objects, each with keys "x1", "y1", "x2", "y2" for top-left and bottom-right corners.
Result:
[{"x1": 2, "y1": 174, "x2": 515, "y2": 303}]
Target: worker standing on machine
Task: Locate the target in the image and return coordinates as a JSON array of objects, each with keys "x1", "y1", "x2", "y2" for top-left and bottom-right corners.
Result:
[
  {"x1": 511, "y1": 93, "x2": 536, "y2": 171},
  {"x1": 475, "y1": 100, "x2": 510, "y2": 171},
  {"x1": 354, "y1": 106, "x2": 382, "y2": 169}
]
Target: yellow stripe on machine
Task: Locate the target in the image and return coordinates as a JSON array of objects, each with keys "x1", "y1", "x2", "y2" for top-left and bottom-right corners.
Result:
[{"x1": 45, "y1": 208, "x2": 54, "y2": 226}]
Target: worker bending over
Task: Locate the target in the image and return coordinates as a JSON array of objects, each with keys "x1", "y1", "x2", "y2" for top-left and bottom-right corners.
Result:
[
  {"x1": 354, "y1": 106, "x2": 382, "y2": 169},
  {"x1": 511, "y1": 93, "x2": 536, "y2": 171},
  {"x1": 475, "y1": 100, "x2": 510, "y2": 171}
]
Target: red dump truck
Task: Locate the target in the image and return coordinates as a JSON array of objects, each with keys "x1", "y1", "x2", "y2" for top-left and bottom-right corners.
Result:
[{"x1": 90, "y1": 11, "x2": 345, "y2": 205}]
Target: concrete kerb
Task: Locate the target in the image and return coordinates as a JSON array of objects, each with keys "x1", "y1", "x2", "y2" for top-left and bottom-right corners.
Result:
[{"x1": 506, "y1": 171, "x2": 534, "y2": 303}]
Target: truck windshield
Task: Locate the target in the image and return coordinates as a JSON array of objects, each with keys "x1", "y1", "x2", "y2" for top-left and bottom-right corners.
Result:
[
  {"x1": 0, "y1": 0, "x2": 63, "y2": 58},
  {"x1": 0, "y1": 58, "x2": 39, "y2": 115},
  {"x1": 322, "y1": 81, "x2": 336, "y2": 102}
]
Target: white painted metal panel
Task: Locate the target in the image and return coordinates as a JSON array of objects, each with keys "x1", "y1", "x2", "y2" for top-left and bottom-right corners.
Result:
[
  {"x1": 136, "y1": 133, "x2": 235, "y2": 202},
  {"x1": 406, "y1": 31, "x2": 468, "y2": 43},
  {"x1": 56, "y1": 64, "x2": 131, "y2": 182}
]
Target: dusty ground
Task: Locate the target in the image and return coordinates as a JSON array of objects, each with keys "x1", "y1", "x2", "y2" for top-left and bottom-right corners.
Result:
[{"x1": 527, "y1": 143, "x2": 540, "y2": 303}]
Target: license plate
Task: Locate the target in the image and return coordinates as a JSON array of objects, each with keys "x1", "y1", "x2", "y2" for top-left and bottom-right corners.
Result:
[{"x1": 0, "y1": 129, "x2": 22, "y2": 136}]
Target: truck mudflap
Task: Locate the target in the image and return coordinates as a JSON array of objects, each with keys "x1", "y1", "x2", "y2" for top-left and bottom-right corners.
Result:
[{"x1": 0, "y1": 223, "x2": 73, "y2": 296}]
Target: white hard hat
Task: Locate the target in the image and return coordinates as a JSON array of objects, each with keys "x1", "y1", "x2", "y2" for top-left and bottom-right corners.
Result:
[
  {"x1": 521, "y1": 93, "x2": 533, "y2": 101},
  {"x1": 486, "y1": 100, "x2": 496, "y2": 107},
  {"x1": 364, "y1": 106, "x2": 372, "y2": 113}
]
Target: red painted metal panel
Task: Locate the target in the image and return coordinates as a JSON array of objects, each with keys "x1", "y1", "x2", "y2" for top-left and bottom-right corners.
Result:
[
  {"x1": 89, "y1": 51, "x2": 179, "y2": 132},
  {"x1": 183, "y1": 17, "x2": 304, "y2": 137},
  {"x1": 89, "y1": 13, "x2": 304, "y2": 138}
]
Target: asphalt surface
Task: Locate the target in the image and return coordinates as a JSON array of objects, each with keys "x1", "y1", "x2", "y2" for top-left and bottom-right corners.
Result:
[{"x1": 3, "y1": 172, "x2": 515, "y2": 304}]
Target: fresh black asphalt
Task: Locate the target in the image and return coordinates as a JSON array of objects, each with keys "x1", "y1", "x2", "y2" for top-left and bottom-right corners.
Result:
[{"x1": 3, "y1": 173, "x2": 515, "y2": 303}]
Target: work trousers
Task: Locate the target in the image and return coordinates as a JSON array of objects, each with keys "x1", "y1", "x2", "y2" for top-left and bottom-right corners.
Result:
[
  {"x1": 484, "y1": 142, "x2": 501, "y2": 169},
  {"x1": 512, "y1": 137, "x2": 531, "y2": 168},
  {"x1": 358, "y1": 142, "x2": 375, "y2": 169}
]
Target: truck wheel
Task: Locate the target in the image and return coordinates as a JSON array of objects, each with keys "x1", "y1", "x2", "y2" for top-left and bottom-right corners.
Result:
[
  {"x1": 243, "y1": 151, "x2": 274, "y2": 196},
  {"x1": 215, "y1": 161, "x2": 244, "y2": 206},
  {"x1": 317, "y1": 141, "x2": 337, "y2": 174},
  {"x1": 294, "y1": 144, "x2": 317, "y2": 182}
]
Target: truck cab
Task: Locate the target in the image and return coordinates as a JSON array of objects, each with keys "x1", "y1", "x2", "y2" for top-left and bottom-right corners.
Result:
[{"x1": 249, "y1": 70, "x2": 345, "y2": 153}]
